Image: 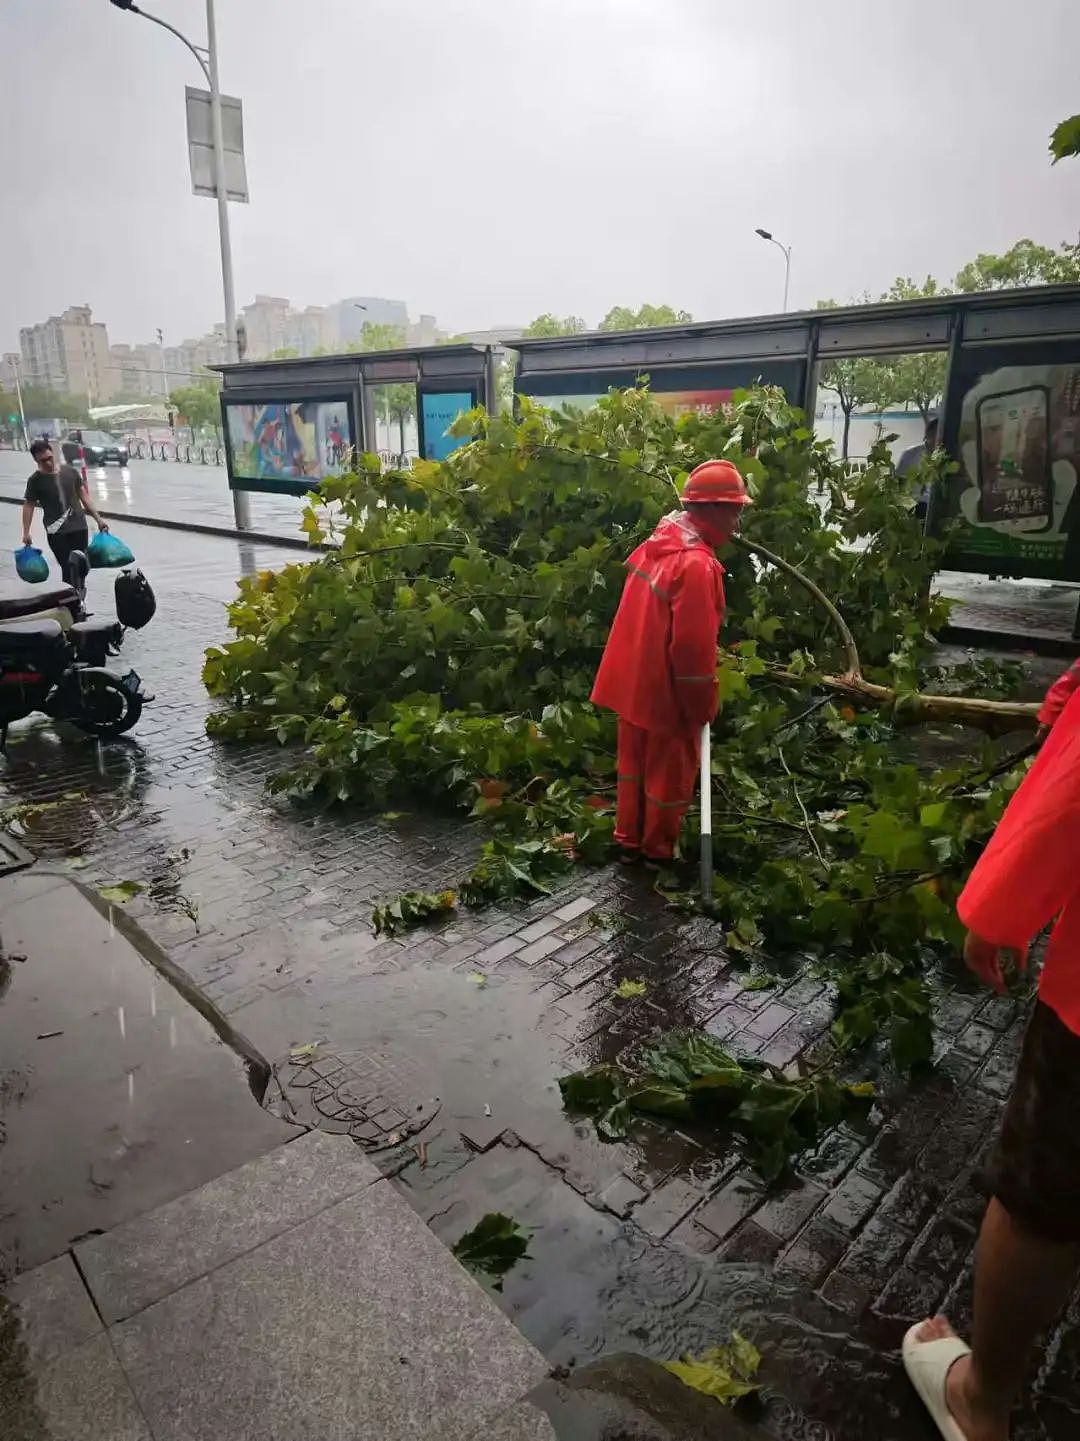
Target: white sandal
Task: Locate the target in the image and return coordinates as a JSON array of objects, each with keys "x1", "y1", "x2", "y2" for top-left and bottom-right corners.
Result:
[{"x1": 902, "y1": 1322, "x2": 973, "y2": 1440}]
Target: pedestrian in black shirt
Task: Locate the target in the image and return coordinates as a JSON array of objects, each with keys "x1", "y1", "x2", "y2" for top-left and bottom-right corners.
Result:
[{"x1": 20, "y1": 438, "x2": 108, "y2": 592}]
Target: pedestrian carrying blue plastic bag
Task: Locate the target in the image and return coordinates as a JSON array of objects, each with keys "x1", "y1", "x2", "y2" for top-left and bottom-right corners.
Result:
[
  {"x1": 14, "y1": 545, "x2": 49, "y2": 583},
  {"x1": 87, "y1": 531, "x2": 135, "y2": 569}
]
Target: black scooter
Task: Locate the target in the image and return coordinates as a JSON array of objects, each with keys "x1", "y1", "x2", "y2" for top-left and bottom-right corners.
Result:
[{"x1": 0, "y1": 579, "x2": 150, "y2": 750}]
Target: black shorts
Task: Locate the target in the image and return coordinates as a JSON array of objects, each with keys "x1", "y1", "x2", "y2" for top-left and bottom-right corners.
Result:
[{"x1": 988, "y1": 999, "x2": 1080, "y2": 1244}]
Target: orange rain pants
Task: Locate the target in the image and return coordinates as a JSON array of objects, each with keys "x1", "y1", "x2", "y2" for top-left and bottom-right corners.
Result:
[{"x1": 614, "y1": 719, "x2": 701, "y2": 861}]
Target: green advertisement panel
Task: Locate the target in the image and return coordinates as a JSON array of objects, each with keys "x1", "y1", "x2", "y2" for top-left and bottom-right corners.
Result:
[{"x1": 939, "y1": 342, "x2": 1080, "y2": 579}]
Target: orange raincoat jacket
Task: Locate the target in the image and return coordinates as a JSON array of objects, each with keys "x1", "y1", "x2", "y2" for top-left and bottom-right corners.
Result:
[
  {"x1": 590, "y1": 511, "x2": 725, "y2": 733},
  {"x1": 958, "y1": 686, "x2": 1080, "y2": 1034}
]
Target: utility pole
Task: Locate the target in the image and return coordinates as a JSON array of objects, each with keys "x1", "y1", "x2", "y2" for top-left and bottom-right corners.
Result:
[
  {"x1": 109, "y1": 0, "x2": 250, "y2": 528},
  {"x1": 11, "y1": 355, "x2": 29, "y2": 449},
  {"x1": 156, "y1": 327, "x2": 170, "y2": 409}
]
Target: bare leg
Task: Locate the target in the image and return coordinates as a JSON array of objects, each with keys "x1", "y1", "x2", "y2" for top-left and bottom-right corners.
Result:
[{"x1": 917, "y1": 1197, "x2": 1080, "y2": 1440}]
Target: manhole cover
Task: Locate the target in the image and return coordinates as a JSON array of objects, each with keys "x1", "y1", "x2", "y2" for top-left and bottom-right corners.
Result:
[{"x1": 265, "y1": 1045, "x2": 440, "y2": 1149}]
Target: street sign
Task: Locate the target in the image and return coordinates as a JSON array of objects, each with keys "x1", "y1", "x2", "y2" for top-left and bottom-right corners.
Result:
[{"x1": 184, "y1": 86, "x2": 249, "y2": 203}]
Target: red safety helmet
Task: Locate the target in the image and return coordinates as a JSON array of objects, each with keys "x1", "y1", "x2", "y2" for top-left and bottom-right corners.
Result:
[{"x1": 681, "y1": 459, "x2": 753, "y2": 506}]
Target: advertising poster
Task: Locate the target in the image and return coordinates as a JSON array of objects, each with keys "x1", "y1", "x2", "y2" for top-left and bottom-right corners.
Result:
[
  {"x1": 532, "y1": 387, "x2": 734, "y2": 417},
  {"x1": 420, "y1": 391, "x2": 475, "y2": 461},
  {"x1": 225, "y1": 399, "x2": 353, "y2": 488},
  {"x1": 939, "y1": 361, "x2": 1080, "y2": 579}
]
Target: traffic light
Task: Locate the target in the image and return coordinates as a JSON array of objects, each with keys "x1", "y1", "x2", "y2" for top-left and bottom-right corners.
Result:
[{"x1": 7, "y1": 415, "x2": 16, "y2": 425}]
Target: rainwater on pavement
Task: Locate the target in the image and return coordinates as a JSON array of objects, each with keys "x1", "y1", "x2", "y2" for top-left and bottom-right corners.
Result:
[{"x1": 0, "y1": 503, "x2": 1077, "y2": 1438}]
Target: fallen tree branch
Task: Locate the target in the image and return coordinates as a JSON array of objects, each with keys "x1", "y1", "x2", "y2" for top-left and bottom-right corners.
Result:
[
  {"x1": 729, "y1": 535, "x2": 1039, "y2": 734},
  {"x1": 766, "y1": 665, "x2": 1040, "y2": 733},
  {"x1": 733, "y1": 534, "x2": 862, "y2": 680}
]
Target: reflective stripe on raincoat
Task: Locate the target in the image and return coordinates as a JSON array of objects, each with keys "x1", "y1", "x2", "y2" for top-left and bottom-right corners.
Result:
[
  {"x1": 590, "y1": 510, "x2": 725, "y2": 735},
  {"x1": 958, "y1": 686, "x2": 1080, "y2": 1035}
]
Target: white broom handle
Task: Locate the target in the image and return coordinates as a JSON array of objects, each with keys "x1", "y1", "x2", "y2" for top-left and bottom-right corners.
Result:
[{"x1": 699, "y1": 722, "x2": 712, "y2": 836}]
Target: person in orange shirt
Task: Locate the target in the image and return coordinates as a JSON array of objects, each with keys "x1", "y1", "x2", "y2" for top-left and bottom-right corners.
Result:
[{"x1": 904, "y1": 680, "x2": 1080, "y2": 1440}]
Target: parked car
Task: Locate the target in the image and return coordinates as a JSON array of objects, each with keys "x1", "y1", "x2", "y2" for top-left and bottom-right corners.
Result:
[{"x1": 61, "y1": 429, "x2": 130, "y2": 467}]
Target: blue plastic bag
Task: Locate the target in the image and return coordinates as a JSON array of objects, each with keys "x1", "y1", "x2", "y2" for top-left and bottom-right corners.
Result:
[
  {"x1": 87, "y1": 531, "x2": 135, "y2": 569},
  {"x1": 15, "y1": 545, "x2": 49, "y2": 583}
]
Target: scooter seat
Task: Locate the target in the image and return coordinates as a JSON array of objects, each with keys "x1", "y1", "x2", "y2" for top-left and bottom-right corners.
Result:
[
  {"x1": 0, "y1": 618, "x2": 67, "y2": 651},
  {"x1": 0, "y1": 584, "x2": 79, "y2": 621}
]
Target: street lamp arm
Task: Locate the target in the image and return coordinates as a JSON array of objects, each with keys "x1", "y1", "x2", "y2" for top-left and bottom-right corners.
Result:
[{"x1": 126, "y1": 6, "x2": 211, "y2": 84}]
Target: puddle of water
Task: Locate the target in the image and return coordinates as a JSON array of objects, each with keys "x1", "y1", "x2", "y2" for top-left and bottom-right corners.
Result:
[{"x1": 0, "y1": 872, "x2": 290, "y2": 1279}]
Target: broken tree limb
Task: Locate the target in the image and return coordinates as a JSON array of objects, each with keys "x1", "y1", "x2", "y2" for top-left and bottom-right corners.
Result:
[
  {"x1": 733, "y1": 534, "x2": 1040, "y2": 734},
  {"x1": 734, "y1": 534, "x2": 862, "y2": 679}
]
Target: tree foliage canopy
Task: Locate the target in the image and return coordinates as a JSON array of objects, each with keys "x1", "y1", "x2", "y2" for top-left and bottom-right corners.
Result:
[
  {"x1": 203, "y1": 385, "x2": 1030, "y2": 1101},
  {"x1": 522, "y1": 313, "x2": 588, "y2": 338},
  {"x1": 169, "y1": 381, "x2": 221, "y2": 430},
  {"x1": 598, "y1": 303, "x2": 693, "y2": 331},
  {"x1": 953, "y1": 237, "x2": 1080, "y2": 292}
]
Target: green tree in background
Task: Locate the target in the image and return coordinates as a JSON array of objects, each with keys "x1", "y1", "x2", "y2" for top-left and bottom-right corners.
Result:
[
  {"x1": 356, "y1": 322, "x2": 407, "y2": 352},
  {"x1": 598, "y1": 303, "x2": 692, "y2": 331},
  {"x1": 952, "y1": 238, "x2": 1080, "y2": 291},
  {"x1": 267, "y1": 346, "x2": 299, "y2": 360},
  {"x1": 9, "y1": 387, "x2": 90, "y2": 424},
  {"x1": 523, "y1": 313, "x2": 587, "y2": 338},
  {"x1": 169, "y1": 382, "x2": 222, "y2": 431}
]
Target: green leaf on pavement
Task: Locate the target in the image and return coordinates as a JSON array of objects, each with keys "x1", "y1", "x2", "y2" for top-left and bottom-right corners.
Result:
[
  {"x1": 98, "y1": 880, "x2": 144, "y2": 904},
  {"x1": 613, "y1": 977, "x2": 647, "y2": 999},
  {"x1": 662, "y1": 1331, "x2": 762, "y2": 1404},
  {"x1": 451, "y1": 1212, "x2": 530, "y2": 1290}
]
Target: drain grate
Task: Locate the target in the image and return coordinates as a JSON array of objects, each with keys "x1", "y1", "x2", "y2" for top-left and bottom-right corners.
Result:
[
  {"x1": 0, "y1": 831, "x2": 33, "y2": 878},
  {"x1": 266, "y1": 1045, "x2": 440, "y2": 1149}
]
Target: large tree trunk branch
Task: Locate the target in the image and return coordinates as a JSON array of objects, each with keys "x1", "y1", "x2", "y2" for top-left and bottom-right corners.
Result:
[{"x1": 733, "y1": 535, "x2": 1040, "y2": 735}]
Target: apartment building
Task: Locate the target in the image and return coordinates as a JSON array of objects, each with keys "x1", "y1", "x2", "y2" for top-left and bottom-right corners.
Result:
[{"x1": 19, "y1": 305, "x2": 117, "y2": 403}]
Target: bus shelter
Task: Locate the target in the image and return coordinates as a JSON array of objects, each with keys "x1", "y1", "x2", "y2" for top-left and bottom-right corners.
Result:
[
  {"x1": 213, "y1": 342, "x2": 499, "y2": 498},
  {"x1": 510, "y1": 285, "x2": 1080, "y2": 585}
]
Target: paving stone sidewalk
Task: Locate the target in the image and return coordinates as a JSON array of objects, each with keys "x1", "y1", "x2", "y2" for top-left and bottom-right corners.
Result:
[{"x1": 2, "y1": 522, "x2": 1078, "y2": 1438}]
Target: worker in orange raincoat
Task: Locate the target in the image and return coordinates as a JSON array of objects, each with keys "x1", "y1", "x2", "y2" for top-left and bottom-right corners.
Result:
[
  {"x1": 904, "y1": 675, "x2": 1080, "y2": 1437},
  {"x1": 591, "y1": 460, "x2": 752, "y2": 862}
]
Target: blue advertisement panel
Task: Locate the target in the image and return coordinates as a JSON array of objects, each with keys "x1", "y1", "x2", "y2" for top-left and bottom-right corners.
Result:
[
  {"x1": 224, "y1": 395, "x2": 355, "y2": 495},
  {"x1": 420, "y1": 390, "x2": 475, "y2": 461}
]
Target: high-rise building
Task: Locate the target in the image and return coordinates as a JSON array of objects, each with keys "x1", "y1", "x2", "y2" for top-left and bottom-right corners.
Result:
[
  {"x1": 326, "y1": 296, "x2": 409, "y2": 349},
  {"x1": 238, "y1": 295, "x2": 293, "y2": 359},
  {"x1": 19, "y1": 305, "x2": 117, "y2": 403},
  {"x1": 407, "y1": 314, "x2": 442, "y2": 348},
  {"x1": 1, "y1": 353, "x2": 21, "y2": 391}
]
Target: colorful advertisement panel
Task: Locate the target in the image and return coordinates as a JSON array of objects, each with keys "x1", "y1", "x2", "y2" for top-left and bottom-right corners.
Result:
[
  {"x1": 224, "y1": 397, "x2": 354, "y2": 492},
  {"x1": 420, "y1": 390, "x2": 475, "y2": 461},
  {"x1": 938, "y1": 353, "x2": 1080, "y2": 579}
]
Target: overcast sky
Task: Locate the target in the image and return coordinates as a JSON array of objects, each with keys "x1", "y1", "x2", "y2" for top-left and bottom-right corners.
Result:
[{"x1": 3, "y1": 0, "x2": 1078, "y2": 349}]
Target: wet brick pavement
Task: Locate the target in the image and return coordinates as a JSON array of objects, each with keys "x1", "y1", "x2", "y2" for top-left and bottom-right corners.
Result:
[{"x1": 2, "y1": 520, "x2": 1078, "y2": 1438}]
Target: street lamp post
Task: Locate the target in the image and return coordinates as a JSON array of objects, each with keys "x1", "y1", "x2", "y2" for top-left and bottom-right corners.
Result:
[
  {"x1": 156, "y1": 327, "x2": 170, "y2": 410},
  {"x1": 754, "y1": 228, "x2": 792, "y2": 313},
  {"x1": 109, "y1": 0, "x2": 250, "y2": 529},
  {"x1": 11, "y1": 355, "x2": 29, "y2": 449}
]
